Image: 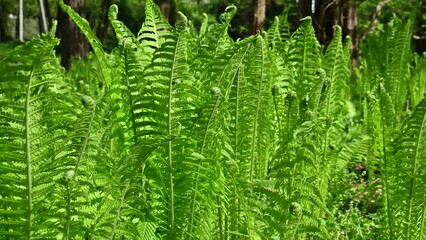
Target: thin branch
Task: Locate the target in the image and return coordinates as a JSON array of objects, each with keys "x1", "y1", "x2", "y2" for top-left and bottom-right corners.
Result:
[
  {"x1": 324, "y1": 0, "x2": 338, "y2": 12},
  {"x1": 360, "y1": 0, "x2": 392, "y2": 41}
]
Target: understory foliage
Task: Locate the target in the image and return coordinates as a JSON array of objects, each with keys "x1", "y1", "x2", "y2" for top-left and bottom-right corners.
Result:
[{"x1": 0, "y1": 0, "x2": 425, "y2": 239}]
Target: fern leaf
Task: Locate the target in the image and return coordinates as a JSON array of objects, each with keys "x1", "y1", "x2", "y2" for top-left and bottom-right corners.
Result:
[
  {"x1": 323, "y1": 26, "x2": 350, "y2": 114},
  {"x1": 385, "y1": 18, "x2": 412, "y2": 113},
  {"x1": 137, "y1": 0, "x2": 174, "y2": 68},
  {"x1": 287, "y1": 16, "x2": 322, "y2": 102},
  {"x1": 395, "y1": 98, "x2": 426, "y2": 239},
  {"x1": 0, "y1": 25, "x2": 63, "y2": 239}
]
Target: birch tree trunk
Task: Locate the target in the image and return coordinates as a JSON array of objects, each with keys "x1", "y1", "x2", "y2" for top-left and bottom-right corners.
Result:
[
  {"x1": 38, "y1": 0, "x2": 48, "y2": 33},
  {"x1": 19, "y1": 0, "x2": 23, "y2": 42}
]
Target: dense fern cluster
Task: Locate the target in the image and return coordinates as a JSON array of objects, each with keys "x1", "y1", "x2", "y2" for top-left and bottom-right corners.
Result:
[{"x1": 1, "y1": 0, "x2": 425, "y2": 239}]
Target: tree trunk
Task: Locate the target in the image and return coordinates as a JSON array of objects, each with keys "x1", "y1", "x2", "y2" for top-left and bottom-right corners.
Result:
[
  {"x1": 0, "y1": 5, "x2": 9, "y2": 41},
  {"x1": 413, "y1": 0, "x2": 426, "y2": 54},
  {"x1": 252, "y1": 0, "x2": 266, "y2": 34},
  {"x1": 38, "y1": 0, "x2": 48, "y2": 33},
  {"x1": 96, "y1": 0, "x2": 113, "y2": 44},
  {"x1": 313, "y1": 0, "x2": 342, "y2": 45},
  {"x1": 44, "y1": 0, "x2": 53, "y2": 29},
  {"x1": 154, "y1": 0, "x2": 176, "y2": 25},
  {"x1": 168, "y1": 0, "x2": 175, "y2": 25},
  {"x1": 344, "y1": 0, "x2": 358, "y2": 63},
  {"x1": 18, "y1": 0, "x2": 23, "y2": 42},
  {"x1": 298, "y1": 0, "x2": 312, "y2": 20},
  {"x1": 57, "y1": 0, "x2": 88, "y2": 70}
]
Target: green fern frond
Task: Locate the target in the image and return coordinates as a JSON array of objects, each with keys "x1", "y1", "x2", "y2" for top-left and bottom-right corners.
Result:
[
  {"x1": 365, "y1": 84, "x2": 398, "y2": 238},
  {"x1": 323, "y1": 26, "x2": 350, "y2": 114},
  {"x1": 0, "y1": 26, "x2": 63, "y2": 239},
  {"x1": 409, "y1": 55, "x2": 426, "y2": 108},
  {"x1": 394, "y1": 98, "x2": 426, "y2": 239},
  {"x1": 136, "y1": 13, "x2": 204, "y2": 238},
  {"x1": 266, "y1": 16, "x2": 282, "y2": 50},
  {"x1": 287, "y1": 16, "x2": 322, "y2": 102},
  {"x1": 361, "y1": 17, "x2": 413, "y2": 114},
  {"x1": 109, "y1": 5, "x2": 140, "y2": 49},
  {"x1": 385, "y1": 18, "x2": 412, "y2": 114},
  {"x1": 190, "y1": 6, "x2": 237, "y2": 78},
  {"x1": 137, "y1": 0, "x2": 174, "y2": 67}
]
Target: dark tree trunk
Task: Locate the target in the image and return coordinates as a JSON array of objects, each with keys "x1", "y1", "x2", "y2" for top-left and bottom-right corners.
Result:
[
  {"x1": 343, "y1": 0, "x2": 358, "y2": 63},
  {"x1": 298, "y1": 0, "x2": 312, "y2": 20},
  {"x1": 313, "y1": 0, "x2": 342, "y2": 45},
  {"x1": 155, "y1": 0, "x2": 168, "y2": 17},
  {"x1": 252, "y1": 0, "x2": 266, "y2": 34},
  {"x1": 0, "y1": 19, "x2": 5, "y2": 41},
  {"x1": 168, "y1": 0, "x2": 176, "y2": 25},
  {"x1": 57, "y1": 0, "x2": 88, "y2": 70},
  {"x1": 0, "y1": 5, "x2": 9, "y2": 41},
  {"x1": 311, "y1": 0, "x2": 360, "y2": 62},
  {"x1": 96, "y1": 0, "x2": 113, "y2": 44},
  {"x1": 413, "y1": 0, "x2": 426, "y2": 54},
  {"x1": 15, "y1": 13, "x2": 19, "y2": 39},
  {"x1": 154, "y1": 0, "x2": 176, "y2": 25}
]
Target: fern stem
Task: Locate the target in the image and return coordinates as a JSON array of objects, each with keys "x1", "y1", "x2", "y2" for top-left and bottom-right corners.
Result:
[
  {"x1": 25, "y1": 69, "x2": 34, "y2": 240},
  {"x1": 380, "y1": 108, "x2": 394, "y2": 238},
  {"x1": 234, "y1": 67, "x2": 240, "y2": 165},
  {"x1": 217, "y1": 196, "x2": 223, "y2": 240},
  {"x1": 249, "y1": 41, "x2": 265, "y2": 180},
  {"x1": 123, "y1": 46, "x2": 138, "y2": 144},
  {"x1": 406, "y1": 105, "x2": 426, "y2": 239},
  {"x1": 272, "y1": 92, "x2": 281, "y2": 134},
  {"x1": 230, "y1": 67, "x2": 240, "y2": 239},
  {"x1": 224, "y1": 212, "x2": 229, "y2": 240},
  {"x1": 167, "y1": 89, "x2": 175, "y2": 239},
  {"x1": 188, "y1": 45, "x2": 250, "y2": 237},
  {"x1": 188, "y1": 97, "x2": 220, "y2": 238},
  {"x1": 167, "y1": 36, "x2": 180, "y2": 239},
  {"x1": 168, "y1": 134, "x2": 174, "y2": 239},
  {"x1": 74, "y1": 99, "x2": 95, "y2": 177},
  {"x1": 64, "y1": 182, "x2": 71, "y2": 240},
  {"x1": 419, "y1": 203, "x2": 426, "y2": 239},
  {"x1": 110, "y1": 182, "x2": 130, "y2": 240}
]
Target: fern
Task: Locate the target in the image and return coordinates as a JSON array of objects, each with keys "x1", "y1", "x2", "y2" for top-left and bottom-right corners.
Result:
[
  {"x1": 0, "y1": 23, "x2": 65, "y2": 239},
  {"x1": 1, "y1": 2, "x2": 425, "y2": 239},
  {"x1": 361, "y1": 17, "x2": 412, "y2": 115},
  {"x1": 394, "y1": 98, "x2": 426, "y2": 239},
  {"x1": 364, "y1": 84, "x2": 398, "y2": 238},
  {"x1": 287, "y1": 16, "x2": 322, "y2": 103}
]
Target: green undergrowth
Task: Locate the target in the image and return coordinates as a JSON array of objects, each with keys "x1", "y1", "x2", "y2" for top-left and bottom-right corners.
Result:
[
  {"x1": 0, "y1": 0, "x2": 425, "y2": 239},
  {"x1": 0, "y1": 41, "x2": 19, "y2": 60}
]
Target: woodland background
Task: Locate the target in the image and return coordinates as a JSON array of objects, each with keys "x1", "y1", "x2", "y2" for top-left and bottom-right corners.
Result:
[
  {"x1": 0, "y1": 0, "x2": 425, "y2": 68},
  {"x1": 0, "y1": 0, "x2": 426, "y2": 239}
]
